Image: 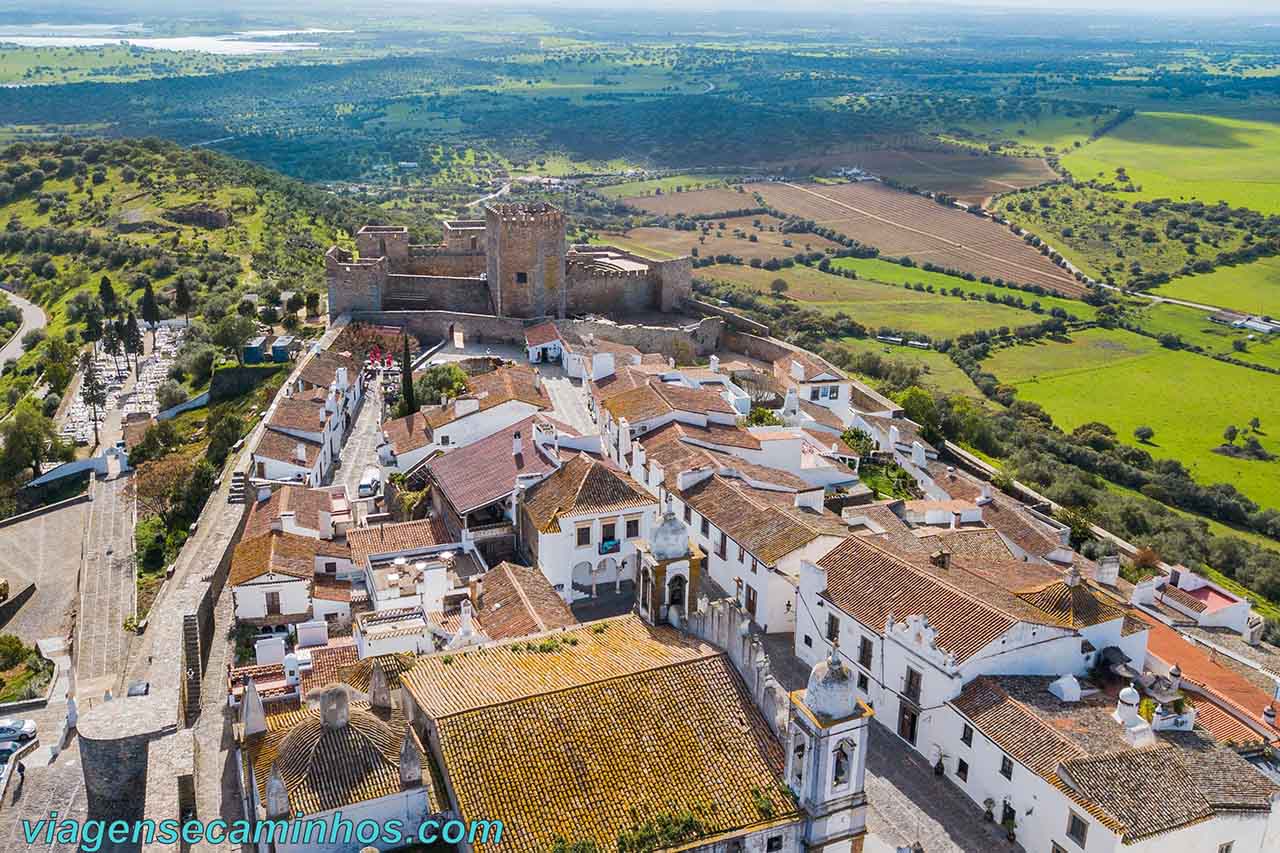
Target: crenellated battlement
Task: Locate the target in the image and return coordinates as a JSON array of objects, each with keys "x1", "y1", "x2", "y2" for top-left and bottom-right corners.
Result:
[{"x1": 485, "y1": 201, "x2": 564, "y2": 228}]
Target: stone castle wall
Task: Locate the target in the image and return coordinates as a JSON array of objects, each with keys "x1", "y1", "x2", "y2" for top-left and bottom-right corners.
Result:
[
  {"x1": 404, "y1": 247, "x2": 485, "y2": 278},
  {"x1": 566, "y1": 268, "x2": 658, "y2": 316},
  {"x1": 383, "y1": 273, "x2": 493, "y2": 314},
  {"x1": 486, "y1": 203, "x2": 567, "y2": 319},
  {"x1": 326, "y1": 247, "x2": 385, "y2": 316}
]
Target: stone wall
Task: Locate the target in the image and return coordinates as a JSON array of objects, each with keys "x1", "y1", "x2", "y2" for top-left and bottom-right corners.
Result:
[
  {"x1": 326, "y1": 247, "x2": 385, "y2": 317},
  {"x1": 686, "y1": 597, "x2": 792, "y2": 739},
  {"x1": 566, "y1": 269, "x2": 658, "y2": 316},
  {"x1": 403, "y1": 248, "x2": 485, "y2": 278},
  {"x1": 486, "y1": 203, "x2": 567, "y2": 318},
  {"x1": 567, "y1": 316, "x2": 723, "y2": 359},
  {"x1": 723, "y1": 328, "x2": 795, "y2": 365},
  {"x1": 654, "y1": 256, "x2": 693, "y2": 313},
  {"x1": 383, "y1": 274, "x2": 493, "y2": 315},
  {"x1": 687, "y1": 298, "x2": 771, "y2": 336},
  {"x1": 351, "y1": 310, "x2": 531, "y2": 347}
]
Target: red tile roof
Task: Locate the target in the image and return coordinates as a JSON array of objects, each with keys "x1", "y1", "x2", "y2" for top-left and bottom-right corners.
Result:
[
  {"x1": 346, "y1": 518, "x2": 456, "y2": 568},
  {"x1": 244, "y1": 486, "x2": 341, "y2": 540},
  {"x1": 523, "y1": 321, "x2": 561, "y2": 347},
  {"x1": 254, "y1": 428, "x2": 323, "y2": 468},
  {"x1": 382, "y1": 410, "x2": 433, "y2": 455},
  {"x1": 427, "y1": 417, "x2": 559, "y2": 514},
  {"x1": 521, "y1": 454, "x2": 655, "y2": 533},
  {"x1": 477, "y1": 562, "x2": 577, "y2": 640}
]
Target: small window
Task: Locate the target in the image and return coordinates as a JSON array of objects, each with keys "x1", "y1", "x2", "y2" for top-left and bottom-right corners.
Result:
[
  {"x1": 700, "y1": 518, "x2": 710, "y2": 537},
  {"x1": 440, "y1": 434, "x2": 450, "y2": 446},
  {"x1": 684, "y1": 505, "x2": 692, "y2": 524},
  {"x1": 809, "y1": 387, "x2": 820, "y2": 401},
  {"x1": 751, "y1": 557, "x2": 758, "y2": 574},
  {"x1": 956, "y1": 759, "x2": 969, "y2": 782},
  {"x1": 716, "y1": 532, "x2": 727, "y2": 559},
  {"x1": 766, "y1": 837, "x2": 783, "y2": 853},
  {"x1": 1000, "y1": 756, "x2": 1013, "y2": 780},
  {"x1": 515, "y1": 271, "x2": 528, "y2": 283},
  {"x1": 745, "y1": 585, "x2": 758, "y2": 617},
  {"x1": 577, "y1": 526, "x2": 591, "y2": 547},
  {"x1": 826, "y1": 614, "x2": 840, "y2": 642},
  {"x1": 324, "y1": 561, "x2": 337, "y2": 574},
  {"x1": 803, "y1": 634, "x2": 813, "y2": 648},
  {"x1": 961, "y1": 724, "x2": 973, "y2": 746},
  {"x1": 1217, "y1": 844, "x2": 1233, "y2": 853},
  {"x1": 858, "y1": 637, "x2": 873, "y2": 669},
  {"x1": 625, "y1": 518, "x2": 640, "y2": 539},
  {"x1": 856, "y1": 672, "x2": 868, "y2": 691},
  {"x1": 1067, "y1": 812, "x2": 1089, "y2": 846},
  {"x1": 897, "y1": 706, "x2": 919, "y2": 745},
  {"x1": 737, "y1": 544, "x2": 745, "y2": 562},
  {"x1": 903, "y1": 668, "x2": 922, "y2": 703},
  {"x1": 601, "y1": 522, "x2": 616, "y2": 543}
]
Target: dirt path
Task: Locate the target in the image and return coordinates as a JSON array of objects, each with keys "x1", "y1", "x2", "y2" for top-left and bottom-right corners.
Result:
[{"x1": 0, "y1": 289, "x2": 47, "y2": 365}]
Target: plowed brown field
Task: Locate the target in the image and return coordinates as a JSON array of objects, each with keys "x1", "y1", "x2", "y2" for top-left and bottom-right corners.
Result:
[{"x1": 752, "y1": 181, "x2": 1085, "y2": 296}]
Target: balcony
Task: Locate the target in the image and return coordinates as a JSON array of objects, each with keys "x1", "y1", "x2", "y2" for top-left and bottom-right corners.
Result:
[
  {"x1": 467, "y1": 521, "x2": 514, "y2": 541},
  {"x1": 598, "y1": 538, "x2": 621, "y2": 556}
]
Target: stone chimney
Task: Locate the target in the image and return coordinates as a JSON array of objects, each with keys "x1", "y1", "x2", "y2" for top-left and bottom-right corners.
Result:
[
  {"x1": 399, "y1": 730, "x2": 423, "y2": 788},
  {"x1": 950, "y1": 511, "x2": 960, "y2": 530},
  {"x1": 977, "y1": 482, "x2": 993, "y2": 506},
  {"x1": 318, "y1": 685, "x2": 351, "y2": 730},
  {"x1": 888, "y1": 424, "x2": 900, "y2": 449},
  {"x1": 283, "y1": 653, "x2": 300, "y2": 686},
  {"x1": 930, "y1": 549, "x2": 951, "y2": 571},
  {"x1": 241, "y1": 677, "x2": 266, "y2": 737},
  {"x1": 447, "y1": 598, "x2": 480, "y2": 650},
  {"x1": 295, "y1": 442, "x2": 308, "y2": 463},
  {"x1": 512, "y1": 430, "x2": 523, "y2": 457},
  {"x1": 709, "y1": 355, "x2": 720, "y2": 373},
  {"x1": 1064, "y1": 564, "x2": 1082, "y2": 588},
  {"x1": 1096, "y1": 554, "x2": 1120, "y2": 587},
  {"x1": 1168, "y1": 664, "x2": 1182, "y2": 692},
  {"x1": 265, "y1": 763, "x2": 291, "y2": 819},
  {"x1": 368, "y1": 662, "x2": 392, "y2": 710}
]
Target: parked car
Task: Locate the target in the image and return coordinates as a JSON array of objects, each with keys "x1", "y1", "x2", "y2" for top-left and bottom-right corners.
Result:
[
  {"x1": 0, "y1": 718, "x2": 37, "y2": 742},
  {"x1": 127, "y1": 681, "x2": 150, "y2": 697},
  {"x1": 0, "y1": 740, "x2": 21, "y2": 762},
  {"x1": 357, "y1": 467, "x2": 382, "y2": 498}
]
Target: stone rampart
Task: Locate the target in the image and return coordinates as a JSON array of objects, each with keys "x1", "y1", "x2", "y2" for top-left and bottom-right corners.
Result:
[{"x1": 384, "y1": 274, "x2": 493, "y2": 315}]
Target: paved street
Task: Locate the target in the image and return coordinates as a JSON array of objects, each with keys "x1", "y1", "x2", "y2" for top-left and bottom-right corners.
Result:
[
  {"x1": 76, "y1": 475, "x2": 136, "y2": 694},
  {"x1": 865, "y1": 722, "x2": 1024, "y2": 853},
  {"x1": 0, "y1": 500, "x2": 87, "y2": 643},
  {"x1": 337, "y1": 386, "x2": 384, "y2": 497},
  {"x1": 0, "y1": 289, "x2": 48, "y2": 365}
]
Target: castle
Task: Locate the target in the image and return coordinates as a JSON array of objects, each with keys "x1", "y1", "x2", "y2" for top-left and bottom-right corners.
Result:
[{"x1": 326, "y1": 201, "x2": 692, "y2": 319}]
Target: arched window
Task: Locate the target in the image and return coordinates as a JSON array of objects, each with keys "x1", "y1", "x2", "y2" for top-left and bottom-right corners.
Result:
[
  {"x1": 791, "y1": 736, "x2": 807, "y2": 788},
  {"x1": 833, "y1": 741, "x2": 854, "y2": 788},
  {"x1": 668, "y1": 574, "x2": 687, "y2": 608},
  {"x1": 640, "y1": 568, "x2": 652, "y2": 613}
]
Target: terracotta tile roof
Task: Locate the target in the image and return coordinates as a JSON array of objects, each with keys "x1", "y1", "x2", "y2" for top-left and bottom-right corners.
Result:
[
  {"x1": 230, "y1": 531, "x2": 347, "y2": 587},
  {"x1": 337, "y1": 652, "x2": 418, "y2": 694},
  {"x1": 1193, "y1": 698, "x2": 1269, "y2": 747},
  {"x1": 382, "y1": 410, "x2": 432, "y2": 455},
  {"x1": 1016, "y1": 578, "x2": 1129, "y2": 630},
  {"x1": 403, "y1": 614, "x2": 714, "y2": 718},
  {"x1": 643, "y1": 419, "x2": 761, "y2": 451},
  {"x1": 799, "y1": 400, "x2": 844, "y2": 430},
  {"x1": 243, "y1": 698, "x2": 426, "y2": 814},
  {"x1": 602, "y1": 379, "x2": 733, "y2": 422},
  {"x1": 244, "y1": 486, "x2": 340, "y2": 540},
  {"x1": 254, "y1": 428, "x2": 323, "y2": 468},
  {"x1": 521, "y1": 454, "x2": 655, "y2": 533},
  {"x1": 1059, "y1": 746, "x2": 1214, "y2": 842},
  {"x1": 1160, "y1": 584, "x2": 1208, "y2": 614},
  {"x1": 426, "y1": 417, "x2": 558, "y2": 514},
  {"x1": 268, "y1": 397, "x2": 328, "y2": 433},
  {"x1": 1160, "y1": 729, "x2": 1280, "y2": 811},
  {"x1": 819, "y1": 537, "x2": 1017, "y2": 662},
  {"x1": 952, "y1": 677, "x2": 1086, "y2": 777},
  {"x1": 346, "y1": 518, "x2": 456, "y2": 568},
  {"x1": 523, "y1": 321, "x2": 561, "y2": 347},
  {"x1": 561, "y1": 332, "x2": 642, "y2": 361},
  {"x1": 297, "y1": 350, "x2": 358, "y2": 389},
  {"x1": 419, "y1": 365, "x2": 550, "y2": 429},
  {"x1": 680, "y1": 474, "x2": 841, "y2": 565},
  {"x1": 776, "y1": 351, "x2": 845, "y2": 382},
  {"x1": 477, "y1": 562, "x2": 577, "y2": 640},
  {"x1": 1140, "y1": 613, "x2": 1280, "y2": 739},
  {"x1": 299, "y1": 642, "x2": 359, "y2": 695},
  {"x1": 434, "y1": 652, "x2": 798, "y2": 853},
  {"x1": 588, "y1": 364, "x2": 649, "y2": 404},
  {"x1": 312, "y1": 576, "x2": 351, "y2": 603}
]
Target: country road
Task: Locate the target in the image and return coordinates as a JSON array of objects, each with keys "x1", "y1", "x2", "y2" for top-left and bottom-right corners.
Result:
[{"x1": 0, "y1": 288, "x2": 47, "y2": 364}]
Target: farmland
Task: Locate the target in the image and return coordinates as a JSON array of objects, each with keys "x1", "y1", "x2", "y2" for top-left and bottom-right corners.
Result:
[
  {"x1": 600, "y1": 173, "x2": 735, "y2": 199},
  {"x1": 698, "y1": 264, "x2": 1038, "y2": 339},
  {"x1": 1154, "y1": 256, "x2": 1280, "y2": 317},
  {"x1": 938, "y1": 112, "x2": 1117, "y2": 157},
  {"x1": 839, "y1": 336, "x2": 981, "y2": 398},
  {"x1": 1134, "y1": 303, "x2": 1280, "y2": 371},
  {"x1": 615, "y1": 215, "x2": 843, "y2": 263},
  {"x1": 1060, "y1": 112, "x2": 1280, "y2": 215},
  {"x1": 751, "y1": 181, "x2": 1087, "y2": 296},
  {"x1": 619, "y1": 185, "x2": 760, "y2": 216},
  {"x1": 835, "y1": 149, "x2": 1058, "y2": 205},
  {"x1": 984, "y1": 328, "x2": 1280, "y2": 509}
]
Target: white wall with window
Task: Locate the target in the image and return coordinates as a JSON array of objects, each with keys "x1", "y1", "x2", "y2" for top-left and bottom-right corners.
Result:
[{"x1": 530, "y1": 504, "x2": 658, "y2": 602}]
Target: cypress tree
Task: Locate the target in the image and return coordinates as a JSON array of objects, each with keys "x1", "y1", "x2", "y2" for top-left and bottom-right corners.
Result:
[{"x1": 400, "y1": 335, "x2": 416, "y2": 415}]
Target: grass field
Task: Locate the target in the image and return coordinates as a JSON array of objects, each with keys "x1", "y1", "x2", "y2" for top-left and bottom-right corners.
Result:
[
  {"x1": 599, "y1": 173, "x2": 733, "y2": 199},
  {"x1": 1154, "y1": 255, "x2": 1280, "y2": 317},
  {"x1": 700, "y1": 264, "x2": 1037, "y2": 338},
  {"x1": 827, "y1": 256, "x2": 1098, "y2": 320},
  {"x1": 617, "y1": 215, "x2": 843, "y2": 262},
  {"x1": 938, "y1": 113, "x2": 1115, "y2": 157},
  {"x1": 840, "y1": 336, "x2": 981, "y2": 398},
  {"x1": 1060, "y1": 112, "x2": 1280, "y2": 214},
  {"x1": 984, "y1": 327, "x2": 1280, "y2": 509},
  {"x1": 1135, "y1": 303, "x2": 1280, "y2": 370}
]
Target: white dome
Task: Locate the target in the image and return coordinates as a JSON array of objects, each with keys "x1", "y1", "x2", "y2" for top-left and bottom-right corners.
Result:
[
  {"x1": 1119, "y1": 684, "x2": 1140, "y2": 705},
  {"x1": 651, "y1": 505, "x2": 691, "y2": 561},
  {"x1": 803, "y1": 646, "x2": 858, "y2": 721}
]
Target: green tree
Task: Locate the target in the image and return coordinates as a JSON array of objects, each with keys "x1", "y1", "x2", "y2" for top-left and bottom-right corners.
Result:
[
  {"x1": 897, "y1": 386, "x2": 943, "y2": 445},
  {"x1": 0, "y1": 398, "x2": 64, "y2": 479},
  {"x1": 79, "y1": 352, "x2": 106, "y2": 447},
  {"x1": 1223, "y1": 424, "x2": 1239, "y2": 445},
  {"x1": 413, "y1": 364, "x2": 468, "y2": 411},
  {"x1": 840, "y1": 427, "x2": 877, "y2": 457},
  {"x1": 98, "y1": 276, "x2": 116, "y2": 316},
  {"x1": 212, "y1": 315, "x2": 256, "y2": 366},
  {"x1": 123, "y1": 312, "x2": 143, "y2": 372},
  {"x1": 140, "y1": 283, "x2": 160, "y2": 347},
  {"x1": 1133, "y1": 425, "x2": 1154, "y2": 443},
  {"x1": 41, "y1": 335, "x2": 78, "y2": 394},
  {"x1": 305, "y1": 291, "x2": 321, "y2": 317},
  {"x1": 174, "y1": 276, "x2": 193, "y2": 325},
  {"x1": 1249, "y1": 416, "x2": 1262, "y2": 432},
  {"x1": 744, "y1": 407, "x2": 783, "y2": 427},
  {"x1": 770, "y1": 278, "x2": 789, "y2": 296},
  {"x1": 400, "y1": 335, "x2": 417, "y2": 415}
]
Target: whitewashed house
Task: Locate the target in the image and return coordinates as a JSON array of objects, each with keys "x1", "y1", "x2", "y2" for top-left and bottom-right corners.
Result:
[{"x1": 229, "y1": 531, "x2": 353, "y2": 630}]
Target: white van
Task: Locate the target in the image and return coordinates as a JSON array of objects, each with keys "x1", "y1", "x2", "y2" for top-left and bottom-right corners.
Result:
[{"x1": 357, "y1": 467, "x2": 382, "y2": 498}]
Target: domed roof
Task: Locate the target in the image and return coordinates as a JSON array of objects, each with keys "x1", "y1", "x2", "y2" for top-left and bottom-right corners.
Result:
[
  {"x1": 651, "y1": 500, "x2": 691, "y2": 561},
  {"x1": 1119, "y1": 683, "x2": 1140, "y2": 705},
  {"x1": 803, "y1": 644, "x2": 859, "y2": 721}
]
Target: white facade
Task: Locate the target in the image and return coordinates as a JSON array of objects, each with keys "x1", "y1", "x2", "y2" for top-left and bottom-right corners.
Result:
[
  {"x1": 252, "y1": 441, "x2": 326, "y2": 486},
  {"x1": 233, "y1": 575, "x2": 312, "y2": 623},
  {"x1": 380, "y1": 399, "x2": 545, "y2": 474},
  {"x1": 528, "y1": 502, "x2": 659, "y2": 602}
]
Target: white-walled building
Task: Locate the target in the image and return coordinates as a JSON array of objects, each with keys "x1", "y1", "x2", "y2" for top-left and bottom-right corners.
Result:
[
  {"x1": 244, "y1": 484, "x2": 355, "y2": 549},
  {"x1": 378, "y1": 364, "x2": 550, "y2": 474},
  {"x1": 229, "y1": 531, "x2": 353, "y2": 629},
  {"x1": 773, "y1": 352, "x2": 854, "y2": 422},
  {"x1": 517, "y1": 453, "x2": 659, "y2": 601}
]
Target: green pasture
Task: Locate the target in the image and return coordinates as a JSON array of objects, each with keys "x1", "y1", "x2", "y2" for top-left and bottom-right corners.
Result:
[{"x1": 1154, "y1": 255, "x2": 1280, "y2": 318}]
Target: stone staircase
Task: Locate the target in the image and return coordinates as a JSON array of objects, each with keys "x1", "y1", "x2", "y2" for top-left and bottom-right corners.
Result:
[{"x1": 228, "y1": 471, "x2": 247, "y2": 505}]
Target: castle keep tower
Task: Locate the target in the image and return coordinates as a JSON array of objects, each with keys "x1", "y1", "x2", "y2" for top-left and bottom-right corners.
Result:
[{"x1": 485, "y1": 202, "x2": 567, "y2": 318}]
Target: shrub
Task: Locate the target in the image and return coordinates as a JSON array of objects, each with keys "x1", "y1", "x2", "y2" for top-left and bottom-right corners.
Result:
[{"x1": 155, "y1": 380, "x2": 186, "y2": 411}]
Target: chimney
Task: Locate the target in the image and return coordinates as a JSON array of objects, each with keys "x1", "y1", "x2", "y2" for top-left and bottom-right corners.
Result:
[
  {"x1": 1264, "y1": 705, "x2": 1277, "y2": 729},
  {"x1": 295, "y1": 442, "x2": 308, "y2": 463},
  {"x1": 1064, "y1": 565, "x2": 1082, "y2": 588},
  {"x1": 1096, "y1": 555, "x2": 1120, "y2": 586},
  {"x1": 782, "y1": 386, "x2": 799, "y2": 417},
  {"x1": 888, "y1": 424, "x2": 901, "y2": 449},
  {"x1": 911, "y1": 441, "x2": 927, "y2": 468},
  {"x1": 1168, "y1": 664, "x2": 1182, "y2": 692},
  {"x1": 930, "y1": 549, "x2": 951, "y2": 570},
  {"x1": 946, "y1": 466, "x2": 956, "y2": 479},
  {"x1": 709, "y1": 355, "x2": 720, "y2": 373},
  {"x1": 318, "y1": 684, "x2": 351, "y2": 729},
  {"x1": 1113, "y1": 683, "x2": 1141, "y2": 726},
  {"x1": 617, "y1": 417, "x2": 632, "y2": 458},
  {"x1": 468, "y1": 577, "x2": 483, "y2": 608},
  {"x1": 950, "y1": 511, "x2": 960, "y2": 530},
  {"x1": 336, "y1": 366, "x2": 348, "y2": 388},
  {"x1": 265, "y1": 763, "x2": 291, "y2": 819},
  {"x1": 1059, "y1": 525, "x2": 1071, "y2": 548},
  {"x1": 454, "y1": 397, "x2": 480, "y2": 417},
  {"x1": 283, "y1": 653, "x2": 300, "y2": 686},
  {"x1": 668, "y1": 356, "x2": 675, "y2": 368},
  {"x1": 318, "y1": 508, "x2": 333, "y2": 539},
  {"x1": 399, "y1": 730, "x2": 423, "y2": 788},
  {"x1": 512, "y1": 430, "x2": 523, "y2": 457},
  {"x1": 368, "y1": 662, "x2": 392, "y2": 710},
  {"x1": 977, "y1": 482, "x2": 993, "y2": 506},
  {"x1": 241, "y1": 678, "x2": 267, "y2": 737},
  {"x1": 676, "y1": 467, "x2": 713, "y2": 491}
]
